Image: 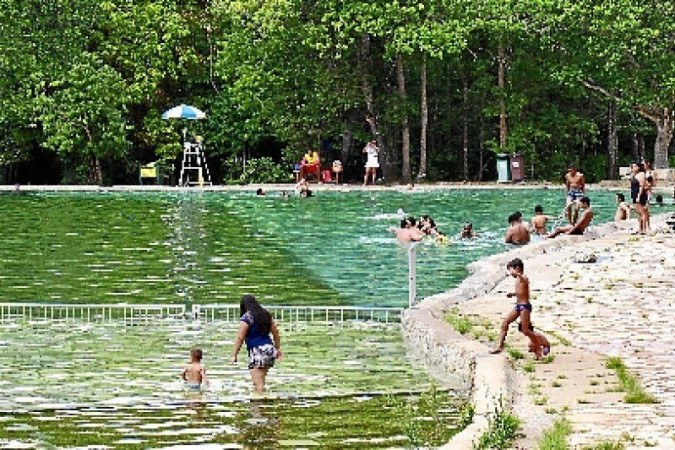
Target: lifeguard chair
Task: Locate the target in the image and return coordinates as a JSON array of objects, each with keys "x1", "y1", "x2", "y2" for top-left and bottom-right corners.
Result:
[{"x1": 179, "y1": 136, "x2": 212, "y2": 187}]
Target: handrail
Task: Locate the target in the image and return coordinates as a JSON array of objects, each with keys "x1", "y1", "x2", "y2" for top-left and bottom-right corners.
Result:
[{"x1": 0, "y1": 302, "x2": 404, "y2": 324}]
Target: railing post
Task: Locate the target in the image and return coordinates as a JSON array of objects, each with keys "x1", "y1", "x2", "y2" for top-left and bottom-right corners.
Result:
[{"x1": 408, "y1": 243, "x2": 417, "y2": 308}]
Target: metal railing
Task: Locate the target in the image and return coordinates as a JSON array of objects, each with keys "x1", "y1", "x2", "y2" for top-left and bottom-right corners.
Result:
[
  {"x1": 0, "y1": 303, "x2": 186, "y2": 323},
  {"x1": 0, "y1": 303, "x2": 403, "y2": 324},
  {"x1": 194, "y1": 304, "x2": 403, "y2": 323}
]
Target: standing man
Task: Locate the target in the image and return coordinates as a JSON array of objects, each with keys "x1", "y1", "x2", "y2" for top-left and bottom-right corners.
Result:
[{"x1": 564, "y1": 164, "x2": 585, "y2": 224}]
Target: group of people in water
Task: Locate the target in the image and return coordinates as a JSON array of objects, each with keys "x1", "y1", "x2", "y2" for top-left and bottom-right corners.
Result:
[
  {"x1": 195, "y1": 161, "x2": 666, "y2": 396},
  {"x1": 392, "y1": 215, "x2": 448, "y2": 243}
]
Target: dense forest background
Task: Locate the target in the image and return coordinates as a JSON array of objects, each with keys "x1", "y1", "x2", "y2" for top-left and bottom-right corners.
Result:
[{"x1": 0, "y1": 0, "x2": 673, "y2": 185}]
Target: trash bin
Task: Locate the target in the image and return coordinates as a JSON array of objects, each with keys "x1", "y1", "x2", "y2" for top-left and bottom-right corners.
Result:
[
  {"x1": 496, "y1": 154, "x2": 510, "y2": 183},
  {"x1": 510, "y1": 153, "x2": 525, "y2": 182}
]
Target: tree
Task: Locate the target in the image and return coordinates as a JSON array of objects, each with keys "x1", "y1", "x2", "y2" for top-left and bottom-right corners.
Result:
[{"x1": 543, "y1": 0, "x2": 675, "y2": 168}]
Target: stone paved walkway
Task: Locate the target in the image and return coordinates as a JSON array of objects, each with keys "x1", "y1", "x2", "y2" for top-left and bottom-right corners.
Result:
[{"x1": 459, "y1": 218, "x2": 675, "y2": 449}]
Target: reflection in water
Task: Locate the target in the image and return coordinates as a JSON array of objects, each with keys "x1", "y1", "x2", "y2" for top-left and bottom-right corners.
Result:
[
  {"x1": 237, "y1": 400, "x2": 281, "y2": 448},
  {"x1": 0, "y1": 320, "x2": 466, "y2": 448},
  {"x1": 0, "y1": 189, "x2": 636, "y2": 306}
]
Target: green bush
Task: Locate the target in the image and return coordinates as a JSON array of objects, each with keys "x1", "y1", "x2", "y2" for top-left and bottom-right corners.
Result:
[
  {"x1": 476, "y1": 409, "x2": 521, "y2": 449},
  {"x1": 222, "y1": 156, "x2": 293, "y2": 184},
  {"x1": 538, "y1": 418, "x2": 572, "y2": 450}
]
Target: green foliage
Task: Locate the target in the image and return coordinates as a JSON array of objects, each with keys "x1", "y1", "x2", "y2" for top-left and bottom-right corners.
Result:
[
  {"x1": 538, "y1": 418, "x2": 572, "y2": 450},
  {"x1": 476, "y1": 408, "x2": 521, "y2": 450},
  {"x1": 582, "y1": 443, "x2": 626, "y2": 450},
  {"x1": 387, "y1": 385, "x2": 467, "y2": 447},
  {"x1": 507, "y1": 348, "x2": 525, "y2": 360},
  {"x1": 221, "y1": 156, "x2": 293, "y2": 184},
  {"x1": 0, "y1": 0, "x2": 673, "y2": 183},
  {"x1": 445, "y1": 308, "x2": 474, "y2": 335}
]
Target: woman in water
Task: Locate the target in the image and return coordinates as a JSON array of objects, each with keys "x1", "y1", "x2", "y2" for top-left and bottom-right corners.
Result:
[{"x1": 231, "y1": 295, "x2": 283, "y2": 393}]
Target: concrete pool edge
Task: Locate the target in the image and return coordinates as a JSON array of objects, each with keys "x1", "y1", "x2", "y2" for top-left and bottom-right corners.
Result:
[{"x1": 401, "y1": 219, "x2": 624, "y2": 449}]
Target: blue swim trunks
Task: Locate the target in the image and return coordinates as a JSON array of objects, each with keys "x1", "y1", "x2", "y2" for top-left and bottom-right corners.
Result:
[
  {"x1": 567, "y1": 189, "x2": 583, "y2": 201},
  {"x1": 514, "y1": 303, "x2": 532, "y2": 313},
  {"x1": 185, "y1": 382, "x2": 202, "y2": 391}
]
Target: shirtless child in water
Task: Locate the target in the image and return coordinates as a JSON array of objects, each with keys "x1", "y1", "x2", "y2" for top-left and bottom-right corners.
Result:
[
  {"x1": 531, "y1": 205, "x2": 553, "y2": 235},
  {"x1": 182, "y1": 348, "x2": 207, "y2": 390},
  {"x1": 490, "y1": 258, "x2": 542, "y2": 359}
]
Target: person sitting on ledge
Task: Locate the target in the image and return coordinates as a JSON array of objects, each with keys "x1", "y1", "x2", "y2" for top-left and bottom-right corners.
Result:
[{"x1": 548, "y1": 196, "x2": 593, "y2": 238}]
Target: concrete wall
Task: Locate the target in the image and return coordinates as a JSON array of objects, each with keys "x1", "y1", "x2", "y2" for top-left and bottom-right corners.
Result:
[{"x1": 401, "y1": 221, "x2": 620, "y2": 449}]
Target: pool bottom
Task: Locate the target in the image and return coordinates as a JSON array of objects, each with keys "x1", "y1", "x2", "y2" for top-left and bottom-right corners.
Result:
[{"x1": 0, "y1": 320, "x2": 469, "y2": 448}]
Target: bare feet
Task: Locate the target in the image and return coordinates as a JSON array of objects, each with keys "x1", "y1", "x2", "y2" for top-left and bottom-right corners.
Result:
[
  {"x1": 534, "y1": 348, "x2": 543, "y2": 360},
  {"x1": 489, "y1": 348, "x2": 503, "y2": 354}
]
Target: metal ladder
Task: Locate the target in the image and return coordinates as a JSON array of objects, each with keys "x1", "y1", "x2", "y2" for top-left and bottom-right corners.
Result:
[{"x1": 179, "y1": 142, "x2": 212, "y2": 187}]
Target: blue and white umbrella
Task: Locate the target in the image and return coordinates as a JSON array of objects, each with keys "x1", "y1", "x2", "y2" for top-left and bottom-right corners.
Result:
[{"x1": 161, "y1": 104, "x2": 206, "y2": 120}]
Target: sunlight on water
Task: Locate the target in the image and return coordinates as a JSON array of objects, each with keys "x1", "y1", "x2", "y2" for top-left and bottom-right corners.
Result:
[
  {"x1": 0, "y1": 320, "x2": 465, "y2": 448},
  {"x1": 0, "y1": 189, "x2": 631, "y2": 307}
]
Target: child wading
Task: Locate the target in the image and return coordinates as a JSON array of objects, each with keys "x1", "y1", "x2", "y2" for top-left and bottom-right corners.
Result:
[
  {"x1": 490, "y1": 258, "x2": 543, "y2": 359},
  {"x1": 182, "y1": 348, "x2": 207, "y2": 390}
]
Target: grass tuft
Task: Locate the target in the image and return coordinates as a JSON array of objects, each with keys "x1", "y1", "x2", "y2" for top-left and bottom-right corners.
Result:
[
  {"x1": 605, "y1": 357, "x2": 658, "y2": 404},
  {"x1": 538, "y1": 417, "x2": 572, "y2": 450},
  {"x1": 476, "y1": 408, "x2": 521, "y2": 449}
]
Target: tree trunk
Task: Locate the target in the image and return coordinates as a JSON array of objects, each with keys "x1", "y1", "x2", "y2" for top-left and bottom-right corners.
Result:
[
  {"x1": 653, "y1": 108, "x2": 673, "y2": 169},
  {"x1": 478, "y1": 112, "x2": 485, "y2": 182},
  {"x1": 631, "y1": 133, "x2": 640, "y2": 162},
  {"x1": 418, "y1": 56, "x2": 428, "y2": 181},
  {"x1": 462, "y1": 76, "x2": 469, "y2": 180},
  {"x1": 638, "y1": 135, "x2": 645, "y2": 162},
  {"x1": 497, "y1": 41, "x2": 507, "y2": 150},
  {"x1": 607, "y1": 100, "x2": 619, "y2": 179},
  {"x1": 360, "y1": 35, "x2": 391, "y2": 181},
  {"x1": 396, "y1": 54, "x2": 411, "y2": 184},
  {"x1": 341, "y1": 128, "x2": 352, "y2": 165},
  {"x1": 90, "y1": 154, "x2": 102, "y2": 185}
]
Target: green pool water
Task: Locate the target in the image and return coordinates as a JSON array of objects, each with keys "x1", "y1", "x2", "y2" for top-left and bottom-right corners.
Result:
[
  {"x1": 0, "y1": 320, "x2": 467, "y2": 448},
  {"x1": 0, "y1": 189, "x2": 629, "y2": 307},
  {"x1": 0, "y1": 188, "x2": 649, "y2": 448}
]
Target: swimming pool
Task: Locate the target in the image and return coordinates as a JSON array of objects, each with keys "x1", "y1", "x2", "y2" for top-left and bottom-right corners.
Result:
[
  {"x1": 0, "y1": 320, "x2": 467, "y2": 448},
  {"x1": 0, "y1": 188, "x2": 627, "y2": 307}
]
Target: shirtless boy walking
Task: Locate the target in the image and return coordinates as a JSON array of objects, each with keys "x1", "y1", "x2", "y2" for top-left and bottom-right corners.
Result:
[{"x1": 490, "y1": 258, "x2": 542, "y2": 359}]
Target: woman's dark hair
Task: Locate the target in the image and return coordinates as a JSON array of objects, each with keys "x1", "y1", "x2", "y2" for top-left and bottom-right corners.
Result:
[
  {"x1": 616, "y1": 193, "x2": 625, "y2": 202},
  {"x1": 240, "y1": 295, "x2": 272, "y2": 334}
]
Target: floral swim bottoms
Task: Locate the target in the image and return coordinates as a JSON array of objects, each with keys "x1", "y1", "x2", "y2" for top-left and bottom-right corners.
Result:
[{"x1": 248, "y1": 344, "x2": 276, "y2": 369}]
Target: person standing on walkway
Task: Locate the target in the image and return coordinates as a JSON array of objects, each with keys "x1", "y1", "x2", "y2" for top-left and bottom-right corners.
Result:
[
  {"x1": 363, "y1": 140, "x2": 380, "y2": 185},
  {"x1": 629, "y1": 162, "x2": 649, "y2": 234},
  {"x1": 231, "y1": 295, "x2": 283, "y2": 393},
  {"x1": 490, "y1": 258, "x2": 542, "y2": 359}
]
